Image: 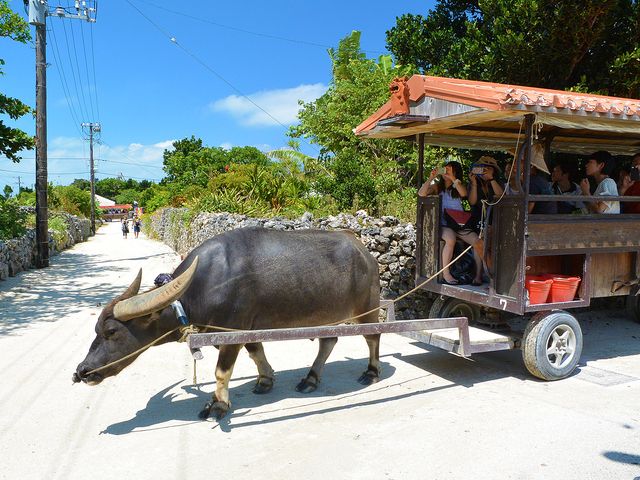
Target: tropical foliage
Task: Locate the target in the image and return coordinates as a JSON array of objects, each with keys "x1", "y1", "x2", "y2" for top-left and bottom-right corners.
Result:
[{"x1": 0, "y1": 1, "x2": 34, "y2": 162}]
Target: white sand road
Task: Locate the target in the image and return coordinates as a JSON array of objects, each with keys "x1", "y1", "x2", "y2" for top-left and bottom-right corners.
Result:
[{"x1": 1, "y1": 222, "x2": 639, "y2": 480}]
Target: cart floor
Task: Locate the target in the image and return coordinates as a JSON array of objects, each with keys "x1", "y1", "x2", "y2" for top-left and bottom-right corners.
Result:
[{"x1": 402, "y1": 325, "x2": 516, "y2": 355}]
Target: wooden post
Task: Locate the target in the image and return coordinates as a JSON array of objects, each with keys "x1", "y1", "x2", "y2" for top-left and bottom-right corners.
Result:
[{"x1": 35, "y1": 20, "x2": 49, "y2": 268}]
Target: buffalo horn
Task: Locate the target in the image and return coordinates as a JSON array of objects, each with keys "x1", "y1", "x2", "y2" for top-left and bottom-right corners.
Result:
[{"x1": 113, "y1": 256, "x2": 199, "y2": 321}]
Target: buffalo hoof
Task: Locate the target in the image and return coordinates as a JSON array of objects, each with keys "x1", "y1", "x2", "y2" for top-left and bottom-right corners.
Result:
[
  {"x1": 198, "y1": 400, "x2": 230, "y2": 420},
  {"x1": 358, "y1": 369, "x2": 380, "y2": 386},
  {"x1": 252, "y1": 376, "x2": 274, "y2": 395},
  {"x1": 295, "y1": 377, "x2": 318, "y2": 394}
]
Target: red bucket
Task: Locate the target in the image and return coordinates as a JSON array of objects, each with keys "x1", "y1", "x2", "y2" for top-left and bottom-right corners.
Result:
[
  {"x1": 525, "y1": 276, "x2": 553, "y2": 304},
  {"x1": 548, "y1": 276, "x2": 581, "y2": 303}
]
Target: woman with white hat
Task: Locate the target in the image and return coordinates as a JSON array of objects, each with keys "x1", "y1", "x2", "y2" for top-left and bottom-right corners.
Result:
[{"x1": 527, "y1": 143, "x2": 557, "y2": 214}]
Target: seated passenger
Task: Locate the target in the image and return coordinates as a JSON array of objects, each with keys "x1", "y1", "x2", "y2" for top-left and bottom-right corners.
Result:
[
  {"x1": 580, "y1": 151, "x2": 620, "y2": 214},
  {"x1": 418, "y1": 161, "x2": 483, "y2": 286},
  {"x1": 551, "y1": 162, "x2": 585, "y2": 214},
  {"x1": 469, "y1": 156, "x2": 505, "y2": 222},
  {"x1": 620, "y1": 152, "x2": 640, "y2": 214},
  {"x1": 528, "y1": 144, "x2": 557, "y2": 214}
]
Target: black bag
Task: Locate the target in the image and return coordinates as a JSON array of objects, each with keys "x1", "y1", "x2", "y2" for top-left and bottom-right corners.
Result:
[{"x1": 449, "y1": 242, "x2": 475, "y2": 285}]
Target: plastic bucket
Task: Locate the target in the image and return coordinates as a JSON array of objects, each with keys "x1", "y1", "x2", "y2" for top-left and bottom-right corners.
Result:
[
  {"x1": 525, "y1": 276, "x2": 553, "y2": 304},
  {"x1": 548, "y1": 276, "x2": 581, "y2": 303}
]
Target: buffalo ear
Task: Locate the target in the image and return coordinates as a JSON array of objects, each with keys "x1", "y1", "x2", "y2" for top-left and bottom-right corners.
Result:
[{"x1": 115, "y1": 269, "x2": 143, "y2": 302}]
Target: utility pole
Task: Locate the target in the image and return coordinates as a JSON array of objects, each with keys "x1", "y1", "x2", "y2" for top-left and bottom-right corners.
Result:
[
  {"x1": 17, "y1": 176, "x2": 21, "y2": 192},
  {"x1": 28, "y1": 0, "x2": 48, "y2": 267},
  {"x1": 81, "y1": 122, "x2": 100, "y2": 235},
  {"x1": 27, "y1": 0, "x2": 97, "y2": 268}
]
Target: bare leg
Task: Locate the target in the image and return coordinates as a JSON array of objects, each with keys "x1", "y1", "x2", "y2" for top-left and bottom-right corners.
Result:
[
  {"x1": 441, "y1": 227, "x2": 457, "y2": 283},
  {"x1": 199, "y1": 343, "x2": 243, "y2": 420},
  {"x1": 245, "y1": 342, "x2": 275, "y2": 394},
  {"x1": 458, "y1": 230, "x2": 484, "y2": 284},
  {"x1": 296, "y1": 337, "x2": 338, "y2": 393}
]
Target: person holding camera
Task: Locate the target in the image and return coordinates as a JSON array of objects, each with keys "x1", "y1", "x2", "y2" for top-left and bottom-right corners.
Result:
[
  {"x1": 418, "y1": 161, "x2": 483, "y2": 285},
  {"x1": 468, "y1": 156, "x2": 504, "y2": 223},
  {"x1": 620, "y1": 153, "x2": 640, "y2": 214}
]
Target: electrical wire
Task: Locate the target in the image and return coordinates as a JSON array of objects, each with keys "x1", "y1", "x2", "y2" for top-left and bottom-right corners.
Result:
[
  {"x1": 79, "y1": 20, "x2": 98, "y2": 121},
  {"x1": 123, "y1": 0, "x2": 321, "y2": 155},
  {"x1": 131, "y1": 0, "x2": 387, "y2": 56},
  {"x1": 67, "y1": 17, "x2": 94, "y2": 121},
  {"x1": 89, "y1": 21, "x2": 101, "y2": 121},
  {"x1": 60, "y1": 17, "x2": 89, "y2": 121},
  {"x1": 48, "y1": 24, "x2": 84, "y2": 135}
]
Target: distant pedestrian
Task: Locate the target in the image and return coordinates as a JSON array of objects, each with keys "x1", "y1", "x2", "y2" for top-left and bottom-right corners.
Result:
[
  {"x1": 133, "y1": 217, "x2": 141, "y2": 239},
  {"x1": 121, "y1": 218, "x2": 129, "y2": 239}
]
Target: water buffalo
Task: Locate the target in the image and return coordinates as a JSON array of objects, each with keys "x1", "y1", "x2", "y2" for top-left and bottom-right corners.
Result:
[{"x1": 74, "y1": 227, "x2": 381, "y2": 419}]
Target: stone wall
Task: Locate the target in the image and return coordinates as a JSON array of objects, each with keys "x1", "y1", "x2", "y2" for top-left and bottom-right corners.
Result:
[
  {"x1": 146, "y1": 209, "x2": 432, "y2": 319},
  {"x1": 0, "y1": 213, "x2": 91, "y2": 280}
]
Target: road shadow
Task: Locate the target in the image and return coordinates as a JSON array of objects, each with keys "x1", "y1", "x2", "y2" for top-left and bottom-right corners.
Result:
[
  {"x1": 101, "y1": 357, "x2": 408, "y2": 434},
  {"x1": 602, "y1": 451, "x2": 640, "y2": 466},
  {"x1": 0, "y1": 248, "x2": 176, "y2": 336}
]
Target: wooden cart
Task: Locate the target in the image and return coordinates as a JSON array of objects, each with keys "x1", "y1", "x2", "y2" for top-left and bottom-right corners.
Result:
[{"x1": 355, "y1": 75, "x2": 640, "y2": 380}]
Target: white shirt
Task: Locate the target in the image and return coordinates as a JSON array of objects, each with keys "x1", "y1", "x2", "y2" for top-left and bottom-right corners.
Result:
[{"x1": 594, "y1": 177, "x2": 620, "y2": 214}]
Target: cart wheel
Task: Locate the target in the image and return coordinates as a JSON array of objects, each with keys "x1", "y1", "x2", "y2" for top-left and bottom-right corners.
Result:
[
  {"x1": 522, "y1": 310, "x2": 583, "y2": 381},
  {"x1": 429, "y1": 296, "x2": 481, "y2": 323},
  {"x1": 626, "y1": 288, "x2": 640, "y2": 323}
]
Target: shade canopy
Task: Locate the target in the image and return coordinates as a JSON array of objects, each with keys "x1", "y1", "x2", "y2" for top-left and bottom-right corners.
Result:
[{"x1": 354, "y1": 75, "x2": 640, "y2": 155}]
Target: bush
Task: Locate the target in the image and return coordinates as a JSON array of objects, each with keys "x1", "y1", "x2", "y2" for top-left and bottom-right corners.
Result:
[
  {"x1": 0, "y1": 197, "x2": 27, "y2": 240},
  {"x1": 54, "y1": 185, "x2": 93, "y2": 217}
]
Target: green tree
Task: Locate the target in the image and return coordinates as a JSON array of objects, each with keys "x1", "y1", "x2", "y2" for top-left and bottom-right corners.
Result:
[
  {"x1": 162, "y1": 139, "x2": 272, "y2": 188},
  {"x1": 0, "y1": 1, "x2": 34, "y2": 162},
  {"x1": 290, "y1": 31, "x2": 416, "y2": 212},
  {"x1": 53, "y1": 185, "x2": 93, "y2": 217},
  {"x1": 385, "y1": 0, "x2": 639, "y2": 95},
  {"x1": 70, "y1": 178, "x2": 91, "y2": 191},
  {"x1": 95, "y1": 177, "x2": 126, "y2": 199}
]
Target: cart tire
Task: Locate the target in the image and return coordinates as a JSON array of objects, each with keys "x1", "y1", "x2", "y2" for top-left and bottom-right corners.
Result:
[
  {"x1": 429, "y1": 296, "x2": 481, "y2": 323},
  {"x1": 626, "y1": 288, "x2": 640, "y2": 323},
  {"x1": 522, "y1": 310, "x2": 582, "y2": 381}
]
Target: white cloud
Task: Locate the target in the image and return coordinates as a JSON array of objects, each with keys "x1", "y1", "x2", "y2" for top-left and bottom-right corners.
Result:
[
  {"x1": 210, "y1": 83, "x2": 327, "y2": 127},
  {"x1": 46, "y1": 136, "x2": 173, "y2": 183}
]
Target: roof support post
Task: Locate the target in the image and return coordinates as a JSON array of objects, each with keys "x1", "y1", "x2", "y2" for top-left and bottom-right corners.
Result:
[{"x1": 417, "y1": 133, "x2": 425, "y2": 188}]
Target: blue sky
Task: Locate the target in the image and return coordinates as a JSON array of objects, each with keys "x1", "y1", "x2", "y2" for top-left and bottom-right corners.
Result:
[{"x1": 1, "y1": 0, "x2": 434, "y2": 190}]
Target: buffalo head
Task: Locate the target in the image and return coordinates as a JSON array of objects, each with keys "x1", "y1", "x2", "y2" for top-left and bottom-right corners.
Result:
[{"x1": 73, "y1": 257, "x2": 199, "y2": 385}]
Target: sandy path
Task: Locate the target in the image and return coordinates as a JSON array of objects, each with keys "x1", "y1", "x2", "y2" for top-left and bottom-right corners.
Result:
[{"x1": 1, "y1": 222, "x2": 639, "y2": 480}]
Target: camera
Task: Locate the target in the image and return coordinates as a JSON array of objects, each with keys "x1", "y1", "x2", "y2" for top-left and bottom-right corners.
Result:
[
  {"x1": 471, "y1": 166, "x2": 485, "y2": 175},
  {"x1": 631, "y1": 166, "x2": 640, "y2": 182},
  {"x1": 436, "y1": 167, "x2": 447, "y2": 176}
]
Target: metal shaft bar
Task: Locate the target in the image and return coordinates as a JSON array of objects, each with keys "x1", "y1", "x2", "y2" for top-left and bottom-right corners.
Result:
[
  {"x1": 188, "y1": 318, "x2": 468, "y2": 349},
  {"x1": 528, "y1": 195, "x2": 640, "y2": 202}
]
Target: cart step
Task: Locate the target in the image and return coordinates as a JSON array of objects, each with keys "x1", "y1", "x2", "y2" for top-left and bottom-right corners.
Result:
[{"x1": 403, "y1": 326, "x2": 515, "y2": 355}]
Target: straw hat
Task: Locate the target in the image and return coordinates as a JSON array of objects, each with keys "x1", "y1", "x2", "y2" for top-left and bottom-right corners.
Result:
[
  {"x1": 477, "y1": 156, "x2": 502, "y2": 174},
  {"x1": 530, "y1": 143, "x2": 550, "y2": 174}
]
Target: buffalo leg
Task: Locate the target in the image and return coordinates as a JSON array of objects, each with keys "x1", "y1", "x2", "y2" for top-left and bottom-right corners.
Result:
[
  {"x1": 245, "y1": 342, "x2": 275, "y2": 394},
  {"x1": 358, "y1": 334, "x2": 381, "y2": 385},
  {"x1": 198, "y1": 343, "x2": 243, "y2": 420},
  {"x1": 296, "y1": 336, "x2": 338, "y2": 393}
]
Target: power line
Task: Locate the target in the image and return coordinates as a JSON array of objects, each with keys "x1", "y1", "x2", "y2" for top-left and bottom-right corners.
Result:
[
  {"x1": 60, "y1": 17, "x2": 89, "y2": 121},
  {"x1": 48, "y1": 24, "x2": 84, "y2": 135},
  {"x1": 132, "y1": 0, "x2": 386, "y2": 56},
  {"x1": 124, "y1": 0, "x2": 320, "y2": 154},
  {"x1": 79, "y1": 20, "x2": 97, "y2": 121},
  {"x1": 88, "y1": 21, "x2": 101, "y2": 121}
]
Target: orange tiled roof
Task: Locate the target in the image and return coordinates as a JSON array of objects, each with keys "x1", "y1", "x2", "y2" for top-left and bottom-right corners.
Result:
[
  {"x1": 355, "y1": 75, "x2": 640, "y2": 135},
  {"x1": 98, "y1": 204, "x2": 132, "y2": 210}
]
